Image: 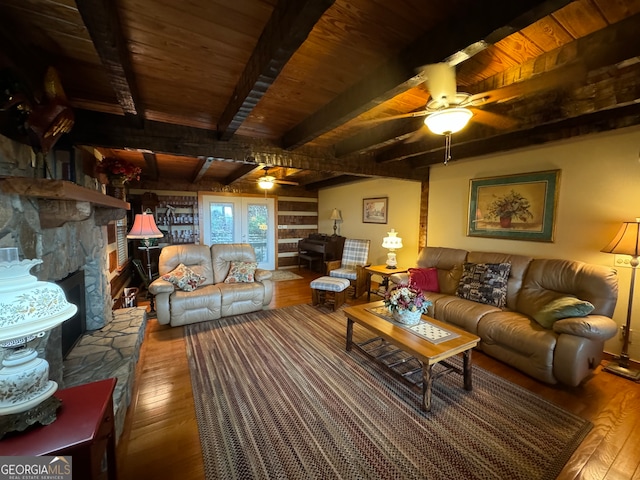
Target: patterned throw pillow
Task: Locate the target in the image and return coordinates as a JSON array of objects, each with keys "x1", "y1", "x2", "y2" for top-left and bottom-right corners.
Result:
[
  {"x1": 161, "y1": 263, "x2": 206, "y2": 292},
  {"x1": 408, "y1": 267, "x2": 440, "y2": 292},
  {"x1": 224, "y1": 261, "x2": 258, "y2": 283},
  {"x1": 456, "y1": 262, "x2": 511, "y2": 308}
]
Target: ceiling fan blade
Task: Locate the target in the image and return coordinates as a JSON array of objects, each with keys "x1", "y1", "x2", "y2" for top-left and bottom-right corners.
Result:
[
  {"x1": 403, "y1": 126, "x2": 428, "y2": 144},
  {"x1": 358, "y1": 110, "x2": 429, "y2": 125},
  {"x1": 469, "y1": 108, "x2": 519, "y2": 130},
  {"x1": 422, "y1": 63, "x2": 457, "y2": 104},
  {"x1": 274, "y1": 179, "x2": 299, "y2": 186},
  {"x1": 467, "y1": 62, "x2": 587, "y2": 106}
]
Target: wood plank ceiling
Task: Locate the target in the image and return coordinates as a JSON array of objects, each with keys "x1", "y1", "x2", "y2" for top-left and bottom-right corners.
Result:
[{"x1": 1, "y1": 0, "x2": 640, "y2": 192}]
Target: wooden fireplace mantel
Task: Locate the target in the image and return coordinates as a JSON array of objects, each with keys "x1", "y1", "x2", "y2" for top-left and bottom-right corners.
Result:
[{"x1": 0, "y1": 177, "x2": 130, "y2": 227}]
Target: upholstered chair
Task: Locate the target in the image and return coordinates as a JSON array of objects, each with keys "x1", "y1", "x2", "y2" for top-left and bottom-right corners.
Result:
[{"x1": 326, "y1": 238, "x2": 370, "y2": 298}]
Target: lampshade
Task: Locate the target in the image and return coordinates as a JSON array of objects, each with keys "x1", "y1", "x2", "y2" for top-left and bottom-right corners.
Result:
[
  {"x1": 330, "y1": 208, "x2": 342, "y2": 221},
  {"x1": 424, "y1": 107, "x2": 473, "y2": 135},
  {"x1": 601, "y1": 219, "x2": 640, "y2": 256},
  {"x1": 258, "y1": 176, "x2": 275, "y2": 190},
  {"x1": 127, "y1": 209, "x2": 164, "y2": 239},
  {"x1": 382, "y1": 229, "x2": 403, "y2": 250}
]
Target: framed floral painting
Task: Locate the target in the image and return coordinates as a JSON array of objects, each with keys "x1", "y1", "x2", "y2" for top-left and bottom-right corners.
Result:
[{"x1": 467, "y1": 170, "x2": 560, "y2": 241}]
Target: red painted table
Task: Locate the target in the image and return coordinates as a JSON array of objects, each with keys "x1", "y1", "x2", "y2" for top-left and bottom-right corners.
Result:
[{"x1": 0, "y1": 378, "x2": 118, "y2": 480}]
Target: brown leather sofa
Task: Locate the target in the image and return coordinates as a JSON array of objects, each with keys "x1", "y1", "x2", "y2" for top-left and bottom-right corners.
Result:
[
  {"x1": 148, "y1": 243, "x2": 273, "y2": 327},
  {"x1": 390, "y1": 247, "x2": 619, "y2": 386}
]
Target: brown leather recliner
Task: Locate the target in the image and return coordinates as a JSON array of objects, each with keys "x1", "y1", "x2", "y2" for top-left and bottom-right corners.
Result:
[{"x1": 149, "y1": 243, "x2": 273, "y2": 327}]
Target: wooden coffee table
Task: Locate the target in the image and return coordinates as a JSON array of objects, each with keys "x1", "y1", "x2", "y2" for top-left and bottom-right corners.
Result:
[{"x1": 343, "y1": 302, "x2": 480, "y2": 411}]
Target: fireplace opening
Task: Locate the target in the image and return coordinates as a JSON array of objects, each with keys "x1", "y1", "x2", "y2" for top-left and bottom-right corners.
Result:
[{"x1": 57, "y1": 270, "x2": 86, "y2": 358}]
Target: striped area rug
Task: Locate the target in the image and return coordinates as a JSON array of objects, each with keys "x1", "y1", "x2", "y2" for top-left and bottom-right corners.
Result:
[{"x1": 185, "y1": 304, "x2": 591, "y2": 480}]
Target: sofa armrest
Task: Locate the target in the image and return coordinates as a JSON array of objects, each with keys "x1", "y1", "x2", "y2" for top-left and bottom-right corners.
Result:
[
  {"x1": 553, "y1": 315, "x2": 618, "y2": 341},
  {"x1": 148, "y1": 278, "x2": 176, "y2": 295},
  {"x1": 255, "y1": 269, "x2": 272, "y2": 282},
  {"x1": 389, "y1": 272, "x2": 410, "y2": 286}
]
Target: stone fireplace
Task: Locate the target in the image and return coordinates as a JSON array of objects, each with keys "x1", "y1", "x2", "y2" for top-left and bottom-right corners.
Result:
[{"x1": 0, "y1": 136, "x2": 119, "y2": 387}]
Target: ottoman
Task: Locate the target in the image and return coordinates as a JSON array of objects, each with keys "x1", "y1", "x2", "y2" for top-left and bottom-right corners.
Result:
[{"x1": 310, "y1": 276, "x2": 351, "y2": 311}]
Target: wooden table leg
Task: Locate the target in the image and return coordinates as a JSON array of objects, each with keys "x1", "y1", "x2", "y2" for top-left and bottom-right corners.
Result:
[
  {"x1": 346, "y1": 318, "x2": 354, "y2": 351},
  {"x1": 463, "y1": 349, "x2": 473, "y2": 391},
  {"x1": 422, "y1": 363, "x2": 433, "y2": 411}
]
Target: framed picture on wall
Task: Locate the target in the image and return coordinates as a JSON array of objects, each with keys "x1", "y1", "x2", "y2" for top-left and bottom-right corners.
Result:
[
  {"x1": 363, "y1": 197, "x2": 388, "y2": 224},
  {"x1": 467, "y1": 170, "x2": 560, "y2": 242}
]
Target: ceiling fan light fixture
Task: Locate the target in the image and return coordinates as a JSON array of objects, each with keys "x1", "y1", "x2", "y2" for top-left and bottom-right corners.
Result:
[
  {"x1": 424, "y1": 107, "x2": 473, "y2": 135},
  {"x1": 258, "y1": 176, "x2": 275, "y2": 189}
]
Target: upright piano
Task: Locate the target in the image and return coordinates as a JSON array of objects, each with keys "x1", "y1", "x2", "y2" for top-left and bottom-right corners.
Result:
[{"x1": 298, "y1": 234, "x2": 345, "y2": 273}]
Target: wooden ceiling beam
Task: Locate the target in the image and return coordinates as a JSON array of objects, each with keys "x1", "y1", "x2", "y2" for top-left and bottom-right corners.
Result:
[
  {"x1": 69, "y1": 110, "x2": 425, "y2": 181},
  {"x1": 334, "y1": 118, "x2": 425, "y2": 158},
  {"x1": 190, "y1": 156, "x2": 214, "y2": 183},
  {"x1": 281, "y1": 0, "x2": 574, "y2": 150},
  {"x1": 75, "y1": 0, "x2": 144, "y2": 125},
  {"x1": 142, "y1": 152, "x2": 158, "y2": 181},
  {"x1": 223, "y1": 164, "x2": 259, "y2": 185},
  {"x1": 217, "y1": 0, "x2": 335, "y2": 141}
]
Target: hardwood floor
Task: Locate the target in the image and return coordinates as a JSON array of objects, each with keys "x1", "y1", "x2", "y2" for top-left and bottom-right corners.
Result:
[{"x1": 116, "y1": 269, "x2": 640, "y2": 479}]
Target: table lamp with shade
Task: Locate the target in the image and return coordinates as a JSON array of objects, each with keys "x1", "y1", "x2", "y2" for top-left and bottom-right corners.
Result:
[
  {"x1": 382, "y1": 229, "x2": 403, "y2": 269},
  {"x1": 601, "y1": 218, "x2": 640, "y2": 381},
  {"x1": 0, "y1": 247, "x2": 77, "y2": 433},
  {"x1": 330, "y1": 208, "x2": 342, "y2": 236}
]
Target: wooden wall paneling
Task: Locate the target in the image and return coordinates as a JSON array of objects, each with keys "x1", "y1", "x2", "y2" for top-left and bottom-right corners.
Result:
[{"x1": 277, "y1": 196, "x2": 318, "y2": 269}]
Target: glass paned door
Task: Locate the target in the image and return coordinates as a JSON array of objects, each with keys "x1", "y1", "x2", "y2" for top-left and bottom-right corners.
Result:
[{"x1": 201, "y1": 195, "x2": 275, "y2": 270}]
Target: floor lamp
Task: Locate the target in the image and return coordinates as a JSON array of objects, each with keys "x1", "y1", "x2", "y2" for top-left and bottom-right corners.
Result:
[
  {"x1": 601, "y1": 218, "x2": 640, "y2": 381},
  {"x1": 127, "y1": 209, "x2": 164, "y2": 312}
]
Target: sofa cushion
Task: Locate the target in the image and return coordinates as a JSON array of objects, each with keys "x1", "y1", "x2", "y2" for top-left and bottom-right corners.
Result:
[
  {"x1": 418, "y1": 247, "x2": 468, "y2": 295},
  {"x1": 224, "y1": 261, "x2": 258, "y2": 283},
  {"x1": 456, "y1": 262, "x2": 511, "y2": 308},
  {"x1": 533, "y1": 297, "x2": 595, "y2": 329},
  {"x1": 161, "y1": 263, "x2": 207, "y2": 291},
  {"x1": 409, "y1": 267, "x2": 440, "y2": 292}
]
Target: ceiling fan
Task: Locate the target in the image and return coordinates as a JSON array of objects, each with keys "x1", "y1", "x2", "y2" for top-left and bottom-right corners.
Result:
[
  {"x1": 257, "y1": 166, "x2": 299, "y2": 189},
  {"x1": 371, "y1": 61, "x2": 586, "y2": 164}
]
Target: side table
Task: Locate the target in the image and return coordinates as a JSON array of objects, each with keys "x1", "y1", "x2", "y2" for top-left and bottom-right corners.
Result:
[
  {"x1": 0, "y1": 378, "x2": 118, "y2": 480},
  {"x1": 365, "y1": 264, "x2": 408, "y2": 301}
]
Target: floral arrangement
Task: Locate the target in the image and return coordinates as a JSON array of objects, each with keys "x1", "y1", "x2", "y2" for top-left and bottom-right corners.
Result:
[
  {"x1": 97, "y1": 157, "x2": 142, "y2": 183},
  {"x1": 384, "y1": 283, "x2": 431, "y2": 314},
  {"x1": 486, "y1": 189, "x2": 533, "y2": 222}
]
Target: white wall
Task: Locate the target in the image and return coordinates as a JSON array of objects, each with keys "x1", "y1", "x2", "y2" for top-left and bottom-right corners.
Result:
[
  {"x1": 428, "y1": 125, "x2": 640, "y2": 361},
  {"x1": 318, "y1": 178, "x2": 422, "y2": 269}
]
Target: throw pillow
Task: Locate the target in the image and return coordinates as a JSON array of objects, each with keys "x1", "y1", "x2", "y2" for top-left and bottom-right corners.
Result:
[
  {"x1": 456, "y1": 262, "x2": 511, "y2": 308},
  {"x1": 161, "y1": 263, "x2": 206, "y2": 292},
  {"x1": 224, "y1": 261, "x2": 258, "y2": 283},
  {"x1": 532, "y1": 297, "x2": 595, "y2": 329},
  {"x1": 408, "y1": 267, "x2": 440, "y2": 292}
]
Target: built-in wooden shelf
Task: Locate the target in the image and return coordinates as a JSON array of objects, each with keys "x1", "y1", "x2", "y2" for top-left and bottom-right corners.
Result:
[{"x1": 0, "y1": 177, "x2": 130, "y2": 227}]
